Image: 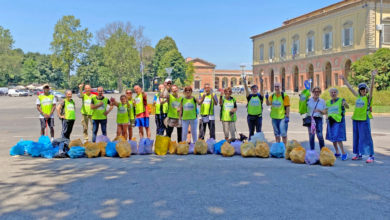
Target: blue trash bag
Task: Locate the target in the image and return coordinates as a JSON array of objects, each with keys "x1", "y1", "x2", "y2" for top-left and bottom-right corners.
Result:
[
  {"x1": 138, "y1": 138, "x2": 153, "y2": 155},
  {"x1": 270, "y1": 142, "x2": 286, "y2": 158},
  {"x1": 41, "y1": 147, "x2": 59, "y2": 159},
  {"x1": 231, "y1": 140, "x2": 242, "y2": 155},
  {"x1": 67, "y1": 146, "x2": 85, "y2": 158},
  {"x1": 26, "y1": 142, "x2": 51, "y2": 157},
  {"x1": 38, "y1": 135, "x2": 51, "y2": 146},
  {"x1": 106, "y1": 142, "x2": 118, "y2": 157},
  {"x1": 206, "y1": 138, "x2": 216, "y2": 154},
  {"x1": 96, "y1": 135, "x2": 110, "y2": 143},
  {"x1": 128, "y1": 140, "x2": 138, "y2": 155},
  {"x1": 10, "y1": 144, "x2": 25, "y2": 156},
  {"x1": 214, "y1": 140, "x2": 226, "y2": 155}
]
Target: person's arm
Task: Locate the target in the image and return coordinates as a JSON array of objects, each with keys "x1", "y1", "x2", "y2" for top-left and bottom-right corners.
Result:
[
  {"x1": 369, "y1": 70, "x2": 376, "y2": 100},
  {"x1": 219, "y1": 95, "x2": 223, "y2": 106},
  {"x1": 104, "y1": 105, "x2": 114, "y2": 116},
  {"x1": 265, "y1": 94, "x2": 271, "y2": 106},
  {"x1": 78, "y1": 84, "x2": 84, "y2": 99},
  {"x1": 243, "y1": 76, "x2": 250, "y2": 97},
  {"x1": 340, "y1": 75, "x2": 358, "y2": 97},
  {"x1": 198, "y1": 93, "x2": 206, "y2": 105},
  {"x1": 213, "y1": 94, "x2": 218, "y2": 106},
  {"x1": 91, "y1": 98, "x2": 103, "y2": 109},
  {"x1": 232, "y1": 100, "x2": 237, "y2": 113},
  {"x1": 50, "y1": 98, "x2": 57, "y2": 117},
  {"x1": 56, "y1": 101, "x2": 65, "y2": 119},
  {"x1": 342, "y1": 99, "x2": 349, "y2": 109},
  {"x1": 284, "y1": 96, "x2": 290, "y2": 118}
]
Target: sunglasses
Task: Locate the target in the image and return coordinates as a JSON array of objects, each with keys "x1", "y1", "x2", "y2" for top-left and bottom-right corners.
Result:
[
  {"x1": 167, "y1": 82, "x2": 172, "y2": 85},
  {"x1": 184, "y1": 90, "x2": 191, "y2": 92}
]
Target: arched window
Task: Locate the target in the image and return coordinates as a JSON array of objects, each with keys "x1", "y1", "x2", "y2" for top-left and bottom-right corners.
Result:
[
  {"x1": 342, "y1": 21, "x2": 353, "y2": 46},
  {"x1": 323, "y1": 26, "x2": 333, "y2": 50},
  {"x1": 306, "y1": 31, "x2": 315, "y2": 53},
  {"x1": 280, "y1": 38, "x2": 286, "y2": 58}
]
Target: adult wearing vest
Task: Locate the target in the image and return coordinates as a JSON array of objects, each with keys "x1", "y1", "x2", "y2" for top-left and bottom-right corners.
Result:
[
  {"x1": 154, "y1": 84, "x2": 169, "y2": 136},
  {"x1": 36, "y1": 84, "x2": 56, "y2": 141},
  {"x1": 78, "y1": 84, "x2": 95, "y2": 141},
  {"x1": 341, "y1": 72, "x2": 376, "y2": 163},
  {"x1": 219, "y1": 87, "x2": 237, "y2": 141},
  {"x1": 166, "y1": 85, "x2": 183, "y2": 142},
  {"x1": 125, "y1": 89, "x2": 135, "y2": 140},
  {"x1": 133, "y1": 85, "x2": 151, "y2": 139},
  {"x1": 90, "y1": 87, "x2": 113, "y2": 142},
  {"x1": 112, "y1": 95, "x2": 130, "y2": 140},
  {"x1": 180, "y1": 86, "x2": 198, "y2": 143},
  {"x1": 299, "y1": 88, "x2": 311, "y2": 115},
  {"x1": 265, "y1": 82, "x2": 290, "y2": 146},
  {"x1": 243, "y1": 76, "x2": 264, "y2": 140},
  {"x1": 306, "y1": 87, "x2": 326, "y2": 151},
  {"x1": 198, "y1": 83, "x2": 218, "y2": 140},
  {"x1": 57, "y1": 90, "x2": 76, "y2": 139},
  {"x1": 325, "y1": 88, "x2": 349, "y2": 161}
]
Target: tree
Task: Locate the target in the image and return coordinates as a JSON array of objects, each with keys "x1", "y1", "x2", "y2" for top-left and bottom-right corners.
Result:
[
  {"x1": 0, "y1": 26, "x2": 23, "y2": 86},
  {"x1": 174, "y1": 78, "x2": 183, "y2": 88},
  {"x1": 184, "y1": 61, "x2": 195, "y2": 86},
  {"x1": 151, "y1": 36, "x2": 178, "y2": 76},
  {"x1": 157, "y1": 49, "x2": 186, "y2": 83},
  {"x1": 21, "y1": 58, "x2": 40, "y2": 84},
  {"x1": 50, "y1": 15, "x2": 92, "y2": 86},
  {"x1": 351, "y1": 48, "x2": 390, "y2": 91},
  {"x1": 103, "y1": 28, "x2": 140, "y2": 92}
]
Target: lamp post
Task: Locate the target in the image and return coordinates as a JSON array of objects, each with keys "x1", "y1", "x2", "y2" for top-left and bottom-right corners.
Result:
[
  {"x1": 240, "y1": 64, "x2": 246, "y2": 88},
  {"x1": 260, "y1": 71, "x2": 264, "y2": 92},
  {"x1": 165, "y1": 67, "x2": 173, "y2": 82}
]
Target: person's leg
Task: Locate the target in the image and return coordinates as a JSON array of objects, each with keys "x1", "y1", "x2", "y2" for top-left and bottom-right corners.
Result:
[
  {"x1": 333, "y1": 142, "x2": 340, "y2": 154},
  {"x1": 128, "y1": 123, "x2": 133, "y2": 140},
  {"x1": 191, "y1": 119, "x2": 198, "y2": 143},
  {"x1": 338, "y1": 142, "x2": 345, "y2": 155},
  {"x1": 92, "y1": 120, "x2": 99, "y2": 142},
  {"x1": 101, "y1": 119, "x2": 107, "y2": 136},
  {"x1": 222, "y1": 121, "x2": 230, "y2": 140},
  {"x1": 230, "y1": 122, "x2": 236, "y2": 140},
  {"x1": 360, "y1": 118, "x2": 374, "y2": 157},
  {"x1": 256, "y1": 116, "x2": 262, "y2": 133},
  {"x1": 308, "y1": 126, "x2": 315, "y2": 150},
  {"x1": 316, "y1": 118, "x2": 325, "y2": 149},
  {"x1": 40, "y1": 118, "x2": 45, "y2": 136},
  {"x1": 177, "y1": 127, "x2": 182, "y2": 142},
  {"x1": 123, "y1": 124, "x2": 128, "y2": 140},
  {"x1": 272, "y1": 119, "x2": 281, "y2": 143},
  {"x1": 182, "y1": 120, "x2": 190, "y2": 143},
  {"x1": 209, "y1": 120, "x2": 216, "y2": 139},
  {"x1": 166, "y1": 126, "x2": 174, "y2": 138},
  {"x1": 198, "y1": 119, "x2": 205, "y2": 139},
  {"x1": 145, "y1": 117, "x2": 151, "y2": 138},
  {"x1": 81, "y1": 115, "x2": 88, "y2": 141},
  {"x1": 66, "y1": 120, "x2": 75, "y2": 139},
  {"x1": 155, "y1": 114, "x2": 161, "y2": 135},
  {"x1": 187, "y1": 125, "x2": 192, "y2": 143},
  {"x1": 161, "y1": 113, "x2": 167, "y2": 135},
  {"x1": 352, "y1": 120, "x2": 360, "y2": 155},
  {"x1": 61, "y1": 119, "x2": 67, "y2": 139},
  {"x1": 49, "y1": 118, "x2": 55, "y2": 139},
  {"x1": 117, "y1": 124, "x2": 122, "y2": 137},
  {"x1": 247, "y1": 116, "x2": 255, "y2": 139}
]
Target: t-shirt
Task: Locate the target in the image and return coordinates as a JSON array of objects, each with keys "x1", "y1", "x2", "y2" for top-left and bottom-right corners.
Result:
[
  {"x1": 268, "y1": 93, "x2": 290, "y2": 107},
  {"x1": 307, "y1": 97, "x2": 326, "y2": 118},
  {"x1": 36, "y1": 96, "x2": 57, "y2": 118}
]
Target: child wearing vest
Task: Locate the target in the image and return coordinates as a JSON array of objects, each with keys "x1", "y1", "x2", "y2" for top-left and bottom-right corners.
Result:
[
  {"x1": 180, "y1": 86, "x2": 198, "y2": 143},
  {"x1": 219, "y1": 87, "x2": 237, "y2": 141},
  {"x1": 166, "y1": 85, "x2": 183, "y2": 142},
  {"x1": 125, "y1": 89, "x2": 135, "y2": 140},
  {"x1": 112, "y1": 95, "x2": 130, "y2": 140},
  {"x1": 56, "y1": 90, "x2": 75, "y2": 139}
]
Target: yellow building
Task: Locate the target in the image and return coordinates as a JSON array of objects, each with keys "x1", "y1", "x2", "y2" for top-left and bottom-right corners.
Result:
[{"x1": 251, "y1": 0, "x2": 390, "y2": 92}]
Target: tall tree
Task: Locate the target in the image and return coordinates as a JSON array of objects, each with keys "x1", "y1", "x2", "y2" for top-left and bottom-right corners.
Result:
[
  {"x1": 21, "y1": 58, "x2": 40, "y2": 84},
  {"x1": 151, "y1": 36, "x2": 178, "y2": 76},
  {"x1": 0, "y1": 26, "x2": 23, "y2": 86},
  {"x1": 157, "y1": 49, "x2": 186, "y2": 82},
  {"x1": 103, "y1": 28, "x2": 140, "y2": 92},
  {"x1": 50, "y1": 15, "x2": 92, "y2": 86}
]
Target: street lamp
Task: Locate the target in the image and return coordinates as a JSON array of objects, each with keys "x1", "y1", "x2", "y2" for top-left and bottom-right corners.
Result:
[
  {"x1": 260, "y1": 71, "x2": 264, "y2": 92},
  {"x1": 165, "y1": 67, "x2": 173, "y2": 80}
]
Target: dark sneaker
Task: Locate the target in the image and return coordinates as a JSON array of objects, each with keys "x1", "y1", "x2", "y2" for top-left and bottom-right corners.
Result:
[{"x1": 334, "y1": 153, "x2": 341, "y2": 158}]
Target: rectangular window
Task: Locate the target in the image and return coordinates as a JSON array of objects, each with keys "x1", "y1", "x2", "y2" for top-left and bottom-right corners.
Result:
[
  {"x1": 324, "y1": 32, "x2": 332, "y2": 49},
  {"x1": 335, "y1": 73, "x2": 339, "y2": 86},
  {"x1": 280, "y1": 43, "x2": 286, "y2": 58},
  {"x1": 269, "y1": 46, "x2": 274, "y2": 59},
  {"x1": 343, "y1": 28, "x2": 353, "y2": 46},
  {"x1": 383, "y1": 24, "x2": 390, "y2": 44},
  {"x1": 260, "y1": 46, "x2": 264, "y2": 60},
  {"x1": 287, "y1": 76, "x2": 291, "y2": 90},
  {"x1": 307, "y1": 36, "x2": 314, "y2": 52},
  {"x1": 292, "y1": 40, "x2": 299, "y2": 56},
  {"x1": 316, "y1": 74, "x2": 320, "y2": 87}
]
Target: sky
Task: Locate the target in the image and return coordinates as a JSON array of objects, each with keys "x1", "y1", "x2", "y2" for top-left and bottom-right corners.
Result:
[{"x1": 1, "y1": 0, "x2": 340, "y2": 69}]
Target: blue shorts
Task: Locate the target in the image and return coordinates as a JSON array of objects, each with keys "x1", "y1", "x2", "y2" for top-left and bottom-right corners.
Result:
[
  {"x1": 135, "y1": 117, "x2": 149, "y2": 128},
  {"x1": 272, "y1": 118, "x2": 288, "y2": 137}
]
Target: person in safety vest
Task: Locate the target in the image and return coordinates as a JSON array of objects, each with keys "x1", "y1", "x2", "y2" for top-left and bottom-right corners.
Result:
[
  {"x1": 90, "y1": 87, "x2": 114, "y2": 142},
  {"x1": 57, "y1": 90, "x2": 76, "y2": 139},
  {"x1": 133, "y1": 85, "x2": 150, "y2": 139},
  {"x1": 219, "y1": 87, "x2": 237, "y2": 141},
  {"x1": 180, "y1": 85, "x2": 198, "y2": 143},
  {"x1": 78, "y1": 84, "x2": 96, "y2": 141},
  {"x1": 125, "y1": 89, "x2": 135, "y2": 140},
  {"x1": 198, "y1": 83, "x2": 218, "y2": 140},
  {"x1": 306, "y1": 86, "x2": 327, "y2": 151},
  {"x1": 243, "y1": 76, "x2": 264, "y2": 139},
  {"x1": 266, "y1": 82, "x2": 290, "y2": 146},
  {"x1": 341, "y1": 71, "x2": 376, "y2": 163},
  {"x1": 166, "y1": 85, "x2": 183, "y2": 142},
  {"x1": 111, "y1": 95, "x2": 130, "y2": 140},
  {"x1": 36, "y1": 84, "x2": 56, "y2": 141},
  {"x1": 154, "y1": 84, "x2": 168, "y2": 136},
  {"x1": 325, "y1": 87, "x2": 349, "y2": 161}
]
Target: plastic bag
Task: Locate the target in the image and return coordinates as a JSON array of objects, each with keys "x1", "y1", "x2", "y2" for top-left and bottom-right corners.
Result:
[
  {"x1": 221, "y1": 142, "x2": 235, "y2": 157},
  {"x1": 41, "y1": 147, "x2": 59, "y2": 159},
  {"x1": 169, "y1": 141, "x2": 178, "y2": 154},
  {"x1": 249, "y1": 132, "x2": 266, "y2": 145},
  {"x1": 155, "y1": 135, "x2": 169, "y2": 155},
  {"x1": 38, "y1": 135, "x2": 51, "y2": 146},
  {"x1": 96, "y1": 135, "x2": 110, "y2": 143},
  {"x1": 113, "y1": 136, "x2": 126, "y2": 142},
  {"x1": 69, "y1": 139, "x2": 83, "y2": 148},
  {"x1": 177, "y1": 142, "x2": 189, "y2": 155},
  {"x1": 255, "y1": 141, "x2": 269, "y2": 158},
  {"x1": 214, "y1": 140, "x2": 226, "y2": 155},
  {"x1": 305, "y1": 150, "x2": 319, "y2": 165},
  {"x1": 206, "y1": 138, "x2": 216, "y2": 154},
  {"x1": 194, "y1": 140, "x2": 208, "y2": 155},
  {"x1": 241, "y1": 142, "x2": 256, "y2": 157},
  {"x1": 270, "y1": 142, "x2": 285, "y2": 158},
  {"x1": 129, "y1": 140, "x2": 138, "y2": 155},
  {"x1": 290, "y1": 147, "x2": 306, "y2": 164},
  {"x1": 67, "y1": 146, "x2": 85, "y2": 158},
  {"x1": 25, "y1": 142, "x2": 49, "y2": 157},
  {"x1": 97, "y1": 142, "x2": 107, "y2": 156},
  {"x1": 105, "y1": 142, "x2": 118, "y2": 157},
  {"x1": 10, "y1": 139, "x2": 31, "y2": 156},
  {"x1": 230, "y1": 140, "x2": 242, "y2": 155},
  {"x1": 285, "y1": 140, "x2": 302, "y2": 160},
  {"x1": 139, "y1": 138, "x2": 154, "y2": 155},
  {"x1": 188, "y1": 143, "x2": 195, "y2": 154},
  {"x1": 320, "y1": 147, "x2": 336, "y2": 166},
  {"x1": 116, "y1": 141, "x2": 131, "y2": 158},
  {"x1": 84, "y1": 142, "x2": 101, "y2": 158}
]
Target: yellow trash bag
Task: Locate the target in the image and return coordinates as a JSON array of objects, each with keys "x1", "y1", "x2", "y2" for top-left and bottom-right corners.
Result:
[
  {"x1": 169, "y1": 141, "x2": 178, "y2": 154},
  {"x1": 113, "y1": 136, "x2": 126, "y2": 142},
  {"x1": 194, "y1": 139, "x2": 208, "y2": 155},
  {"x1": 84, "y1": 142, "x2": 101, "y2": 158},
  {"x1": 255, "y1": 141, "x2": 269, "y2": 158},
  {"x1": 177, "y1": 142, "x2": 189, "y2": 155},
  {"x1": 320, "y1": 147, "x2": 336, "y2": 166},
  {"x1": 116, "y1": 141, "x2": 131, "y2": 158},
  {"x1": 241, "y1": 142, "x2": 256, "y2": 157},
  {"x1": 97, "y1": 142, "x2": 107, "y2": 157},
  {"x1": 69, "y1": 139, "x2": 83, "y2": 148},
  {"x1": 155, "y1": 135, "x2": 170, "y2": 155},
  {"x1": 221, "y1": 142, "x2": 235, "y2": 157},
  {"x1": 290, "y1": 146, "x2": 306, "y2": 164},
  {"x1": 285, "y1": 139, "x2": 302, "y2": 160}
]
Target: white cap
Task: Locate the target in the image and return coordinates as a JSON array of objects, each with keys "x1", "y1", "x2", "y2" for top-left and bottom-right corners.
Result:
[{"x1": 165, "y1": 78, "x2": 172, "y2": 83}]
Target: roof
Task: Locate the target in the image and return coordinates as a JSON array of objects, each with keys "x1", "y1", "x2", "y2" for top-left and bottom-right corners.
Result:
[{"x1": 187, "y1": 57, "x2": 216, "y2": 67}]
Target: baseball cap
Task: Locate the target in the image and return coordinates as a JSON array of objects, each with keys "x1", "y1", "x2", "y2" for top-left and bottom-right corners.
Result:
[
  {"x1": 358, "y1": 83, "x2": 368, "y2": 90},
  {"x1": 251, "y1": 84, "x2": 258, "y2": 89},
  {"x1": 165, "y1": 78, "x2": 172, "y2": 83},
  {"x1": 43, "y1": 84, "x2": 50, "y2": 89}
]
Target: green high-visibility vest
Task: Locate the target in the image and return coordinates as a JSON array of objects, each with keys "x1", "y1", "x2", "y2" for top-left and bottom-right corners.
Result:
[
  {"x1": 247, "y1": 94, "x2": 262, "y2": 116},
  {"x1": 64, "y1": 99, "x2": 76, "y2": 120},
  {"x1": 200, "y1": 93, "x2": 214, "y2": 116},
  {"x1": 326, "y1": 98, "x2": 343, "y2": 123},
  {"x1": 352, "y1": 95, "x2": 373, "y2": 121},
  {"x1": 270, "y1": 94, "x2": 285, "y2": 119},
  {"x1": 221, "y1": 97, "x2": 236, "y2": 122},
  {"x1": 134, "y1": 94, "x2": 145, "y2": 115},
  {"x1": 128, "y1": 100, "x2": 135, "y2": 120},
  {"x1": 81, "y1": 93, "x2": 95, "y2": 115},
  {"x1": 167, "y1": 94, "x2": 182, "y2": 119},
  {"x1": 92, "y1": 96, "x2": 108, "y2": 120},
  {"x1": 182, "y1": 97, "x2": 197, "y2": 120},
  {"x1": 117, "y1": 103, "x2": 129, "y2": 124},
  {"x1": 38, "y1": 94, "x2": 54, "y2": 115},
  {"x1": 155, "y1": 93, "x2": 168, "y2": 115},
  {"x1": 299, "y1": 89, "x2": 311, "y2": 114}
]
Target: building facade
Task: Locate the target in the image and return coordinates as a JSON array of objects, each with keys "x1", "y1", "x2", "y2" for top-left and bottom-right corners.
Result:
[{"x1": 251, "y1": 0, "x2": 390, "y2": 93}]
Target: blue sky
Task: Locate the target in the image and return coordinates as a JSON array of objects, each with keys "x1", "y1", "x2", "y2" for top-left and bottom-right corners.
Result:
[{"x1": 1, "y1": 0, "x2": 340, "y2": 69}]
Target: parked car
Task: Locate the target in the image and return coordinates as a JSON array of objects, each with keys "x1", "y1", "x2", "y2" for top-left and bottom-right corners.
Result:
[
  {"x1": 8, "y1": 89, "x2": 27, "y2": 97},
  {"x1": 0, "y1": 87, "x2": 8, "y2": 96},
  {"x1": 52, "y1": 91, "x2": 65, "y2": 100},
  {"x1": 104, "y1": 90, "x2": 114, "y2": 94}
]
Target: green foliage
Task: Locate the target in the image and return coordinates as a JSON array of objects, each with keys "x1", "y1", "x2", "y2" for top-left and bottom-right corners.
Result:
[
  {"x1": 174, "y1": 78, "x2": 183, "y2": 88},
  {"x1": 184, "y1": 61, "x2": 195, "y2": 86},
  {"x1": 0, "y1": 26, "x2": 23, "y2": 86},
  {"x1": 50, "y1": 15, "x2": 92, "y2": 85},
  {"x1": 157, "y1": 49, "x2": 186, "y2": 83},
  {"x1": 21, "y1": 58, "x2": 40, "y2": 83},
  {"x1": 0, "y1": 26, "x2": 14, "y2": 53},
  {"x1": 351, "y1": 48, "x2": 390, "y2": 91},
  {"x1": 151, "y1": 36, "x2": 178, "y2": 76}
]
